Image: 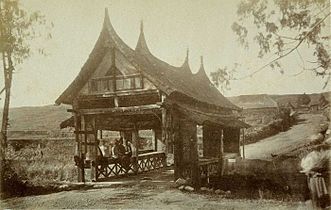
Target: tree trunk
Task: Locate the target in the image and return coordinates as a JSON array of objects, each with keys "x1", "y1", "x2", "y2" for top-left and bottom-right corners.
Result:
[{"x1": 1, "y1": 51, "x2": 13, "y2": 160}]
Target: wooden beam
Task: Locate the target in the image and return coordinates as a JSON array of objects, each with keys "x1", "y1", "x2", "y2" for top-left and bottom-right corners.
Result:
[
  {"x1": 78, "y1": 89, "x2": 159, "y2": 99},
  {"x1": 79, "y1": 104, "x2": 161, "y2": 115}
]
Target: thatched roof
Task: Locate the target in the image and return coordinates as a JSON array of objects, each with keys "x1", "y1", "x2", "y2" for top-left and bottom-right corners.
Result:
[{"x1": 56, "y1": 8, "x2": 239, "y2": 111}]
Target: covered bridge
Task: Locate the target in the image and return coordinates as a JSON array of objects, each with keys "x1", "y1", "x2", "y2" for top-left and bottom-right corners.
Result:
[{"x1": 56, "y1": 9, "x2": 249, "y2": 187}]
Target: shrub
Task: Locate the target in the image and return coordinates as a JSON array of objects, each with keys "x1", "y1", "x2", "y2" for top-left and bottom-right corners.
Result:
[{"x1": 1, "y1": 159, "x2": 29, "y2": 198}]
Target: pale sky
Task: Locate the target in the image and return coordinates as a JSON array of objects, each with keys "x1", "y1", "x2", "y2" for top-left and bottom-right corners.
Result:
[{"x1": 2, "y1": 0, "x2": 329, "y2": 107}]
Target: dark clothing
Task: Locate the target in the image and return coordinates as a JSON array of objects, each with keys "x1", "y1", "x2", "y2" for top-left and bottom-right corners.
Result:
[
  {"x1": 118, "y1": 144, "x2": 126, "y2": 157},
  {"x1": 125, "y1": 144, "x2": 132, "y2": 157}
]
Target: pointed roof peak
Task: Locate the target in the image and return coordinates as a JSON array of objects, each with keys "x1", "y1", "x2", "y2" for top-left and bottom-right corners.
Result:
[
  {"x1": 180, "y1": 48, "x2": 192, "y2": 74},
  {"x1": 103, "y1": 8, "x2": 111, "y2": 28},
  {"x1": 135, "y1": 20, "x2": 151, "y2": 54},
  {"x1": 200, "y1": 56, "x2": 204, "y2": 68},
  {"x1": 185, "y1": 48, "x2": 189, "y2": 62},
  {"x1": 183, "y1": 48, "x2": 190, "y2": 65},
  {"x1": 194, "y1": 55, "x2": 211, "y2": 84},
  {"x1": 140, "y1": 20, "x2": 144, "y2": 32}
]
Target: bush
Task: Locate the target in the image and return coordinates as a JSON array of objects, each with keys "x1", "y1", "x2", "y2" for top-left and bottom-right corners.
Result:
[
  {"x1": 1, "y1": 159, "x2": 29, "y2": 198},
  {"x1": 243, "y1": 108, "x2": 295, "y2": 145}
]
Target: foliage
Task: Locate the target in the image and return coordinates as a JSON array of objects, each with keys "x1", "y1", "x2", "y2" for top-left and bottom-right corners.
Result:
[
  {"x1": 210, "y1": 64, "x2": 239, "y2": 92},
  {"x1": 318, "y1": 93, "x2": 329, "y2": 106},
  {"x1": 0, "y1": 0, "x2": 52, "y2": 158},
  {"x1": 233, "y1": 0, "x2": 330, "y2": 82},
  {"x1": 212, "y1": 0, "x2": 331, "y2": 89},
  {"x1": 0, "y1": 0, "x2": 51, "y2": 65},
  {"x1": 296, "y1": 93, "x2": 311, "y2": 105}
]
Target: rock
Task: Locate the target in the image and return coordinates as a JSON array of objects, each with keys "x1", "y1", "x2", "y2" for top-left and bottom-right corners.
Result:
[
  {"x1": 215, "y1": 189, "x2": 224, "y2": 194},
  {"x1": 309, "y1": 133, "x2": 324, "y2": 143},
  {"x1": 200, "y1": 187, "x2": 208, "y2": 191},
  {"x1": 226, "y1": 190, "x2": 231, "y2": 194},
  {"x1": 59, "y1": 184, "x2": 69, "y2": 190},
  {"x1": 184, "y1": 186, "x2": 194, "y2": 192},
  {"x1": 325, "y1": 129, "x2": 331, "y2": 136},
  {"x1": 185, "y1": 178, "x2": 192, "y2": 185},
  {"x1": 175, "y1": 178, "x2": 186, "y2": 187},
  {"x1": 319, "y1": 124, "x2": 329, "y2": 133},
  {"x1": 178, "y1": 185, "x2": 185, "y2": 190},
  {"x1": 324, "y1": 137, "x2": 331, "y2": 145},
  {"x1": 207, "y1": 188, "x2": 214, "y2": 192}
]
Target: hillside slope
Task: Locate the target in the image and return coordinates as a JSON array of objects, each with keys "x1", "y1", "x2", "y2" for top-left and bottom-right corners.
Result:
[
  {"x1": 0, "y1": 105, "x2": 71, "y2": 131},
  {"x1": 228, "y1": 91, "x2": 331, "y2": 107}
]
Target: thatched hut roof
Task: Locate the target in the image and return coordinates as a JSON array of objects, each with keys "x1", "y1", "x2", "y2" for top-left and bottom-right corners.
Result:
[{"x1": 56, "y1": 8, "x2": 239, "y2": 111}]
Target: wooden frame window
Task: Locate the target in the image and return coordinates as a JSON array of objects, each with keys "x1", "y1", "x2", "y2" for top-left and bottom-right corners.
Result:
[{"x1": 89, "y1": 75, "x2": 144, "y2": 93}]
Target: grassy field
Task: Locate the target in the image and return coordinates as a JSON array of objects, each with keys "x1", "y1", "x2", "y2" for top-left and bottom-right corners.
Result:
[{"x1": 7, "y1": 139, "x2": 77, "y2": 183}]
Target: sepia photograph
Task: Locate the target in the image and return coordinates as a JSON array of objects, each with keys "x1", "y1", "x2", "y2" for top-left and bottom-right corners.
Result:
[{"x1": 0, "y1": 0, "x2": 330, "y2": 209}]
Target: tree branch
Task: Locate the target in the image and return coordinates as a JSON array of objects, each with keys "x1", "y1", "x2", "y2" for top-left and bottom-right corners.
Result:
[{"x1": 236, "y1": 12, "x2": 331, "y2": 80}]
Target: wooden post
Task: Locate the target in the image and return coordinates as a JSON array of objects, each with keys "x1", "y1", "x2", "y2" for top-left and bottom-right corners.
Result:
[
  {"x1": 173, "y1": 111, "x2": 181, "y2": 180},
  {"x1": 91, "y1": 116, "x2": 97, "y2": 181},
  {"x1": 81, "y1": 115, "x2": 87, "y2": 155},
  {"x1": 153, "y1": 129, "x2": 157, "y2": 151},
  {"x1": 242, "y1": 129, "x2": 245, "y2": 159},
  {"x1": 73, "y1": 101, "x2": 84, "y2": 182},
  {"x1": 132, "y1": 124, "x2": 139, "y2": 174},
  {"x1": 99, "y1": 130, "x2": 103, "y2": 139},
  {"x1": 161, "y1": 108, "x2": 167, "y2": 154},
  {"x1": 190, "y1": 135, "x2": 200, "y2": 189},
  {"x1": 218, "y1": 129, "x2": 224, "y2": 178}
]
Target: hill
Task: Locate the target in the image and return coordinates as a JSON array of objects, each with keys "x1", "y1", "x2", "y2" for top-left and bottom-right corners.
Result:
[
  {"x1": 270, "y1": 91, "x2": 331, "y2": 107},
  {"x1": 229, "y1": 91, "x2": 331, "y2": 108},
  {"x1": 0, "y1": 105, "x2": 71, "y2": 131}
]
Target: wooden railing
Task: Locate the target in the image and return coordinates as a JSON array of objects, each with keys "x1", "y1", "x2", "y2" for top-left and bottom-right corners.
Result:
[
  {"x1": 180, "y1": 158, "x2": 220, "y2": 182},
  {"x1": 199, "y1": 158, "x2": 220, "y2": 180},
  {"x1": 94, "y1": 151, "x2": 166, "y2": 180}
]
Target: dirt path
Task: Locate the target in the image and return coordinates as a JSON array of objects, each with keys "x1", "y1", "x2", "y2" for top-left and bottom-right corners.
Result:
[
  {"x1": 2, "y1": 170, "x2": 309, "y2": 209},
  {"x1": 243, "y1": 113, "x2": 327, "y2": 160}
]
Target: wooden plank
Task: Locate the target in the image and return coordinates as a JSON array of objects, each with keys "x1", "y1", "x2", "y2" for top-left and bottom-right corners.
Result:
[
  {"x1": 78, "y1": 89, "x2": 159, "y2": 99},
  {"x1": 80, "y1": 104, "x2": 161, "y2": 115}
]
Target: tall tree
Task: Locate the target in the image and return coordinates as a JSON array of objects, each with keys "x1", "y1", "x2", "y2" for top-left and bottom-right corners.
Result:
[
  {"x1": 0, "y1": 0, "x2": 51, "y2": 159},
  {"x1": 212, "y1": 0, "x2": 330, "y2": 89}
]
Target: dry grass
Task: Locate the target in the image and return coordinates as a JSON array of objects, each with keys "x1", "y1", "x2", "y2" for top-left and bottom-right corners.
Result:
[{"x1": 6, "y1": 139, "x2": 77, "y2": 183}]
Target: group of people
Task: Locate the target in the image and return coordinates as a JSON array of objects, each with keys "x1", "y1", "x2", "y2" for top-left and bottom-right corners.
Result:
[
  {"x1": 99, "y1": 137, "x2": 133, "y2": 159},
  {"x1": 98, "y1": 137, "x2": 133, "y2": 170},
  {"x1": 111, "y1": 137, "x2": 133, "y2": 159}
]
